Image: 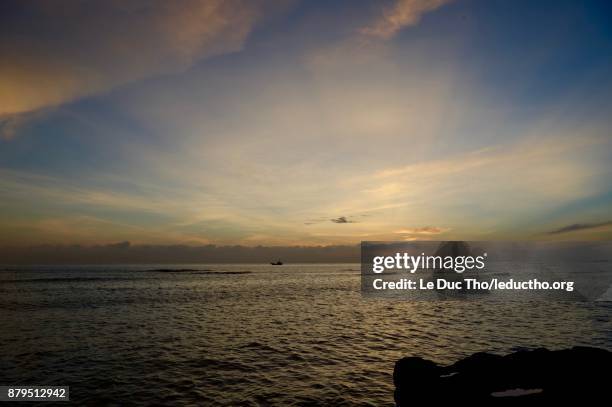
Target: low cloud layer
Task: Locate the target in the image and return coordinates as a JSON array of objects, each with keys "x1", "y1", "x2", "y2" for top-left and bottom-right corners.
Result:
[
  {"x1": 0, "y1": 242, "x2": 360, "y2": 264},
  {"x1": 395, "y1": 226, "x2": 449, "y2": 234},
  {"x1": 548, "y1": 221, "x2": 612, "y2": 235}
]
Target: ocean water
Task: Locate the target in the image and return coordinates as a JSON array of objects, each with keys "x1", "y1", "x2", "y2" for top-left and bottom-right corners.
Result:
[{"x1": 1, "y1": 264, "x2": 611, "y2": 406}]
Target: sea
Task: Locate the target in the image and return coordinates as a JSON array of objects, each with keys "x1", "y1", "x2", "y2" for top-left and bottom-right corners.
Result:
[{"x1": 1, "y1": 264, "x2": 611, "y2": 406}]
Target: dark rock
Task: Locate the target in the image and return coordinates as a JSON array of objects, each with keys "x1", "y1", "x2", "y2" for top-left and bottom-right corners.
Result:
[{"x1": 393, "y1": 346, "x2": 612, "y2": 405}]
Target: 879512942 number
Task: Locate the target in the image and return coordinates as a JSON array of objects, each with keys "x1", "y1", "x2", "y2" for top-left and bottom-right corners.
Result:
[{"x1": 1, "y1": 386, "x2": 69, "y2": 401}]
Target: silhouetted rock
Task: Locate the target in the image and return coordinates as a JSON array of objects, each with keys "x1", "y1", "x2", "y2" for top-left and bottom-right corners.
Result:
[{"x1": 394, "y1": 347, "x2": 611, "y2": 404}]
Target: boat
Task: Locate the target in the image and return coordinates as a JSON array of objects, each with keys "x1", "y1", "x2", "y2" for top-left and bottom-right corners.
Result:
[{"x1": 270, "y1": 260, "x2": 283, "y2": 265}]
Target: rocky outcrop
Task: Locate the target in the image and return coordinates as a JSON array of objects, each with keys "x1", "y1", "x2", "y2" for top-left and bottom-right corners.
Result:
[{"x1": 394, "y1": 347, "x2": 612, "y2": 404}]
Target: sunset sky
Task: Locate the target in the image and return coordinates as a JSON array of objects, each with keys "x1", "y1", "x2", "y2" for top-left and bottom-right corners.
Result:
[{"x1": 1, "y1": 0, "x2": 611, "y2": 247}]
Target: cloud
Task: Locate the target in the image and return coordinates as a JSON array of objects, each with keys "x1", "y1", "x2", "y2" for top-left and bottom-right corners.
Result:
[
  {"x1": 0, "y1": 0, "x2": 279, "y2": 119},
  {"x1": 328, "y1": 134, "x2": 611, "y2": 239},
  {"x1": 361, "y1": 0, "x2": 452, "y2": 39},
  {"x1": 331, "y1": 216, "x2": 356, "y2": 224},
  {"x1": 548, "y1": 221, "x2": 612, "y2": 235},
  {"x1": 395, "y1": 226, "x2": 449, "y2": 235},
  {"x1": 364, "y1": 136, "x2": 609, "y2": 213}
]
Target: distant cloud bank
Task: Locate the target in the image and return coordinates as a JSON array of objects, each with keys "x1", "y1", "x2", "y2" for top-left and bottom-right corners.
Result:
[{"x1": 0, "y1": 242, "x2": 360, "y2": 264}]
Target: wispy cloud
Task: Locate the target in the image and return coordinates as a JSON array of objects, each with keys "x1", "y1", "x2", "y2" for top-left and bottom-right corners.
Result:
[
  {"x1": 395, "y1": 226, "x2": 449, "y2": 235},
  {"x1": 394, "y1": 226, "x2": 450, "y2": 241},
  {"x1": 0, "y1": 0, "x2": 283, "y2": 120},
  {"x1": 361, "y1": 0, "x2": 452, "y2": 39},
  {"x1": 548, "y1": 221, "x2": 612, "y2": 235}
]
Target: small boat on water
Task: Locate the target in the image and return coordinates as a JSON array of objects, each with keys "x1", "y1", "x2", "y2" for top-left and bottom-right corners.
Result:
[{"x1": 270, "y1": 260, "x2": 283, "y2": 265}]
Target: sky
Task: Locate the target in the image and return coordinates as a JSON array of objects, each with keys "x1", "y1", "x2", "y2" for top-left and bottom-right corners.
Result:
[{"x1": 1, "y1": 0, "x2": 612, "y2": 248}]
